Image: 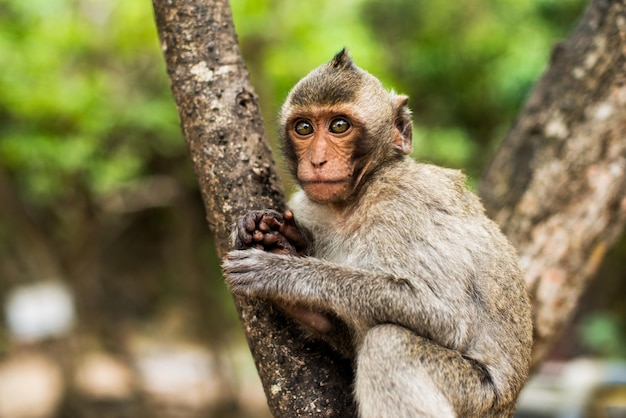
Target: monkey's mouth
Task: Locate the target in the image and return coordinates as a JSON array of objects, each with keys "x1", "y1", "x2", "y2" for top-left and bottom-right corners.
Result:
[
  {"x1": 300, "y1": 178, "x2": 350, "y2": 185},
  {"x1": 299, "y1": 178, "x2": 352, "y2": 203}
]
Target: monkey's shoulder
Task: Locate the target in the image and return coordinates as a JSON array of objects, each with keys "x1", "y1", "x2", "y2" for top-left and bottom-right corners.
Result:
[
  {"x1": 352, "y1": 159, "x2": 518, "y2": 262},
  {"x1": 362, "y1": 159, "x2": 483, "y2": 218}
]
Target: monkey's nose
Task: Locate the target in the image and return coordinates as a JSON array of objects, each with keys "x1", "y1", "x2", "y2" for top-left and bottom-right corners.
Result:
[{"x1": 311, "y1": 159, "x2": 328, "y2": 168}]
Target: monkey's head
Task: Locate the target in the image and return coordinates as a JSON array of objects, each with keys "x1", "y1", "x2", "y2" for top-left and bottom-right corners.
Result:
[{"x1": 279, "y1": 49, "x2": 412, "y2": 206}]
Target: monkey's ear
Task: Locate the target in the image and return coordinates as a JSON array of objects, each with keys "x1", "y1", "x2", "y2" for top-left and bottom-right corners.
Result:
[{"x1": 392, "y1": 95, "x2": 413, "y2": 155}]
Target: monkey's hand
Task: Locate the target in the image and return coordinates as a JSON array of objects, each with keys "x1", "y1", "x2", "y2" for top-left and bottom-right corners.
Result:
[
  {"x1": 223, "y1": 249, "x2": 334, "y2": 334},
  {"x1": 223, "y1": 249, "x2": 291, "y2": 297},
  {"x1": 233, "y1": 209, "x2": 309, "y2": 255}
]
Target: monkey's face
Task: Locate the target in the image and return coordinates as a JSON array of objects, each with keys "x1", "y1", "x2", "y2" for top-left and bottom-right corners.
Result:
[
  {"x1": 279, "y1": 49, "x2": 414, "y2": 206},
  {"x1": 286, "y1": 106, "x2": 368, "y2": 204}
]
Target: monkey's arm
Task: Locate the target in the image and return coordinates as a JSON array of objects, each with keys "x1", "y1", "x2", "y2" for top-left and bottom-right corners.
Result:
[{"x1": 223, "y1": 249, "x2": 475, "y2": 348}]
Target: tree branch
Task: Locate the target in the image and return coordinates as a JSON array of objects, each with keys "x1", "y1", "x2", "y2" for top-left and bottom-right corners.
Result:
[
  {"x1": 151, "y1": 0, "x2": 355, "y2": 416},
  {"x1": 479, "y1": 0, "x2": 626, "y2": 367}
]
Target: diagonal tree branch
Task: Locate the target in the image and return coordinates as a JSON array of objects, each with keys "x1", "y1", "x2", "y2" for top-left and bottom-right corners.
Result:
[{"x1": 479, "y1": 0, "x2": 626, "y2": 367}]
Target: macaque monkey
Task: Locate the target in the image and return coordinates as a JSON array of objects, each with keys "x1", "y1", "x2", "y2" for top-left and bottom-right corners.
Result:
[{"x1": 223, "y1": 49, "x2": 532, "y2": 417}]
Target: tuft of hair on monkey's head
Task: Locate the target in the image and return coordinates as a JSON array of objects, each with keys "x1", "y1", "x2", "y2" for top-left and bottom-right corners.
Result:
[
  {"x1": 280, "y1": 48, "x2": 393, "y2": 117},
  {"x1": 329, "y1": 47, "x2": 353, "y2": 69}
]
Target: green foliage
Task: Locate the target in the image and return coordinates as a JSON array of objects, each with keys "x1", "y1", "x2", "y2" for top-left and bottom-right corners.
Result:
[
  {"x1": 231, "y1": 0, "x2": 389, "y2": 124},
  {"x1": 580, "y1": 313, "x2": 626, "y2": 358},
  {"x1": 0, "y1": 0, "x2": 182, "y2": 205},
  {"x1": 359, "y1": 0, "x2": 586, "y2": 174}
]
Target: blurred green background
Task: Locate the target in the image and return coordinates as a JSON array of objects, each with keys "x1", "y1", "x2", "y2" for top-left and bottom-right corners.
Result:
[{"x1": 0, "y1": 0, "x2": 624, "y2": 417}]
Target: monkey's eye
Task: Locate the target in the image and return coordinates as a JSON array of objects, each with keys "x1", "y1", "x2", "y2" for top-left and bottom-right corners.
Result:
[
  {"x1": 329, "y1": 118, "x2": 350, "y2": 134},
  {"x1": 294, "y1": 120, "x2": 314, "y2": 136}
]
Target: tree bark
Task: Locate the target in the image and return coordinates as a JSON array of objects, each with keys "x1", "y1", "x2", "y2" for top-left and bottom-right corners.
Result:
[
  {"x1": 152, "y1": 0, "x2": 626, "y2": 415},
  {"x1": 151, "y1": 0, "x2": 355, "y2": 416},
  {"x1": 479, "y1": 0, "x2": 626, "y2": 367}
]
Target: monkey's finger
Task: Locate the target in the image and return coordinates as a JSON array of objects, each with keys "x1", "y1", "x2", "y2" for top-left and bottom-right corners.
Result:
[
  {"x1": 252, "y1": 230, "x2": 264, "y2": 242},
  {"x1": 243, "y1": 215, "x2": 257, "y2": 233},
  {"x1": 280, "y1": 212, "x2": 306, "y2": 246},
  {"x1": 262, "y1": 232, "x2": 280, "y2": 246},
  {"x1": 281, "y1": 210, "x2": 298, "y2": 233},
  {"x1": 268, "y1": 247, "x2": 291, "y2": 255},
  {"x1": 258, "y1": 220, "x2": 271, "y2": 232},
  {"x1": 236, "y1": 217, "x2": 254, "y2": 245},
  {"x1": 261, "y1": 214, "x2": 284, "y2": 231},
  {"x1": 272, "y1": 233, "x2": 298, "y2": 255}
]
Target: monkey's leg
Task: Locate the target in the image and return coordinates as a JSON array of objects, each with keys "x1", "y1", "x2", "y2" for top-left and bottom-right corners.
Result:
[{"x1": 355, "y1": 324, "x2": 500, "y2": 418}]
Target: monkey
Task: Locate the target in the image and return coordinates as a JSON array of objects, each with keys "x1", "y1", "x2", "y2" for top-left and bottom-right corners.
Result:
[{"x1": 222, "y1": 49, "x2": 533, "y2": 418}]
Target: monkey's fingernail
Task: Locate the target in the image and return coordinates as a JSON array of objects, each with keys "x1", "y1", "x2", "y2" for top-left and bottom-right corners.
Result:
[
  {"x1": 245, "y1": 218, "x2": 256, "y2": 232},
  {"x1": 253, "y1": 230, "x2": 264, "y2": 242},
  {"x1": 259, "y1": 221, "x2": 270, "y2": 232},
  {"x1": 267, "y1": 218, "x2": 283, "y2": 231},
  {"x1": 263, "y1": 233, "x2": 279, "y2": 245}
]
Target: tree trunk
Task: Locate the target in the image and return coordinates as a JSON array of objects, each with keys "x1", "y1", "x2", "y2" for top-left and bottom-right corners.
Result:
[
  {"x1": 152, "y1": 0, "x2": 626, "y2": 415},
  {"x1": 479, "y1": 0, "x2": 626, "y2": 368},
  {"x1": 151, "y1": 0, "x2": 355, "y2": 416}
]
